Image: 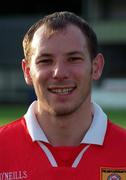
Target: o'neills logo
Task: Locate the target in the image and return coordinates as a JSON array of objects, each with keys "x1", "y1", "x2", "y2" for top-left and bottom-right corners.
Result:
[{"x1": 0, "y1": 170, "x2": 28, "y2": 180}]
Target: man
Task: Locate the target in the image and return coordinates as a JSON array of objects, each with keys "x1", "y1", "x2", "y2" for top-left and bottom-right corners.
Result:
[{"x1": 0, "y1": 11, "x2": 126, "y2": 180}]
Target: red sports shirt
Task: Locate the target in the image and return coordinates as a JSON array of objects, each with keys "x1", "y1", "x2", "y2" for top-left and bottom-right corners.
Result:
[
  {"x1": 0, "y1": 101, "x2": 126, "y2": 179},
  {"x1": 0, "y1": 117, "x2": 126, "y2": 180}
]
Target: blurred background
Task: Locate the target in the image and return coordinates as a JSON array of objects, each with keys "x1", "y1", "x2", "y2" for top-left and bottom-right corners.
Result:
[{"x1": 0, "y1": 0, "x2": 126, "y2": 125}]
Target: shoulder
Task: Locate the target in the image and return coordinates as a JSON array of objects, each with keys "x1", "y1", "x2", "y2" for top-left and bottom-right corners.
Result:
[
  {"x1": 108, "y1": 120, "x2": 126, "y2": 135},
  {"x1": 0, "y1": 117, "x2": 26, "y2": 141},
  {"x1": 106, "y1": 120, "x2": 126, "y2": 144}
]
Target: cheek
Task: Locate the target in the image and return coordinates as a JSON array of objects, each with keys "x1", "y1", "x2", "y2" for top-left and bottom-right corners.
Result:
[
  {"x1": 73, "y1": 65, "x2": 92, "y2": 79},
  {"x1": 30, "y1": 66, "x2": 48, "y2": 81},
  {"x1": 33, "y1": 72, "x2": 53, "y2": 94}
]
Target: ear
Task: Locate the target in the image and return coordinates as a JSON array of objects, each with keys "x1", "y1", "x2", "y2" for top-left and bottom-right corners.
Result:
[
  {"x1": 22, "y1": 59, "x2": 33, "y2": 86},
  {"x1": 92, "y1": 53, "x2": 104, "y2": 80}
]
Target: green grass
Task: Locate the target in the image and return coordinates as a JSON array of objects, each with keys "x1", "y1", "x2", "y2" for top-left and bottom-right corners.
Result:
[
  {"x1": 104, "y1": 109, "x2": 126, "y2": 128},
  {"x1": 0, "y1": 104, "x2": 126, "y2": 128},
  {"x1": 0, "y1": 104, "x2": 27, "y2": 126}
]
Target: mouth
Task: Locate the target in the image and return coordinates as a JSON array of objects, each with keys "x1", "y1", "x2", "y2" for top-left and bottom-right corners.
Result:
[{"x1": 48, "y1": 87, "x2": 76, "y2": 95}]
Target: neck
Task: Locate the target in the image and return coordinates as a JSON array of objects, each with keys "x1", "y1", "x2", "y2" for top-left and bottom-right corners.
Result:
[{"x1": 35, "y1": 101, "x2": 93, "y2": 146}]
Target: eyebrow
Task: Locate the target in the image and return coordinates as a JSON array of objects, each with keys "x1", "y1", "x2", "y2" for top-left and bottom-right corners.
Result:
[
  {"x1": 37, "y1": 51, "x2": 84, "y2": 59},
  {"x1": 65, "y1": 51, "x2": 84, "y2": 56},
  {"x1": 37, "y1": 53, "x2": 53, "y2": 59}
]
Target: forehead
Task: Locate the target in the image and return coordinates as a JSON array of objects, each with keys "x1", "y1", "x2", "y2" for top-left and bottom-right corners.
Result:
[{"x1": 32, "y1": 24, "x2": 87, "y2": 45}]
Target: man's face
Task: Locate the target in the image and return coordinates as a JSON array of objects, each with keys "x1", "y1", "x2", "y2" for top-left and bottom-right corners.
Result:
[{"x1": 22, "y1": 24, "x2": 103, "y2": 116}]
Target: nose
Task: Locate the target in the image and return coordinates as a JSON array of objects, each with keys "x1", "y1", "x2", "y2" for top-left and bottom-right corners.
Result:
[{"x1": 52, "y1": 61, "x2": 69, "y2": 80}]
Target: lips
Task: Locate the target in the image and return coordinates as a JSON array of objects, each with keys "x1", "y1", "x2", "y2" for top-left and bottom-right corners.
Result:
[
  {"x1": 48, "y1": 87, "x2": 75, "y2": 95},
  {"x1": 48, "y1": 80, "x2": 76, "y2": 95}
]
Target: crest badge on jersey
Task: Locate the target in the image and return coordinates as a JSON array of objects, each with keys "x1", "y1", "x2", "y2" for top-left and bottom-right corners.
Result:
[{"x1": 100, "y1": 167, "x2": 126, "y2": 180}]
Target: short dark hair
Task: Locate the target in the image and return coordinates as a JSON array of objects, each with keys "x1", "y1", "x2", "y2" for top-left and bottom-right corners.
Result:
[{"x1": 23, "y1": 11, "x2": 98, "y2": 61}]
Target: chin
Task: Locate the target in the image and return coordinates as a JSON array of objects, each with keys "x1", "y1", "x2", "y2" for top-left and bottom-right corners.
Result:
[{"x1": 51, "y1": 107, "x2": 76, "y2": 117}]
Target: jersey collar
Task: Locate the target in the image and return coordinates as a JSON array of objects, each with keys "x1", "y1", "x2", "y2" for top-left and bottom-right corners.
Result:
[{"x1": 24, "y1": 101, "x2": 107, "y2": 145}]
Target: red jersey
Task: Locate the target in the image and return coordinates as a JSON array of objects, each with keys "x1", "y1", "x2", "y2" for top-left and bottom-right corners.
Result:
[{"x1": 0, "y1": 117, "x2": 126, "y2": 180}]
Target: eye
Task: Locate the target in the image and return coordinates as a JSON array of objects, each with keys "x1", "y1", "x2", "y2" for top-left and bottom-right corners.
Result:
[
  {"x1": 37, "y1": 59, "x2": 53, "y2": 65},
  {"x1": 68, "y1": 57, "x2": 84, "y2": 63}
]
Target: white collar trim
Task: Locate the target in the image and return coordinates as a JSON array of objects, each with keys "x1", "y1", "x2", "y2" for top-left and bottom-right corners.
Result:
[
  {"x1": 81, "y1": 102, "x2": 107, "y2": 145},
  {"x1": 25, "y1": 101, "x2": 49, "y2": 143},
  {"x1": 24, "y1": 101, "x2": 107, "y2": 145}
]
